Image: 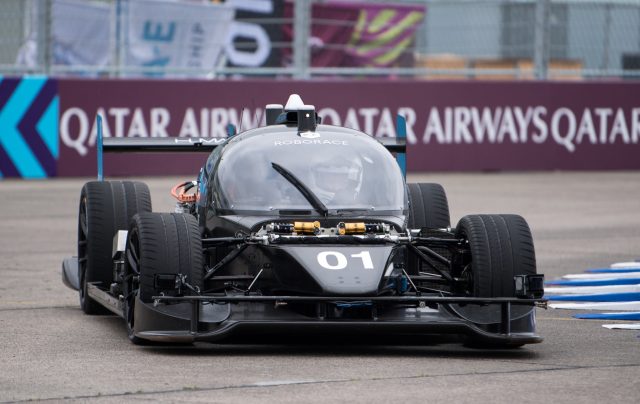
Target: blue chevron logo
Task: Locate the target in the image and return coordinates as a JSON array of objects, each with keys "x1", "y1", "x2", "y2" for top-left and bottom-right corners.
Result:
[{"x1": 0, "y1": 77, "x2": 59, "y2": 178}]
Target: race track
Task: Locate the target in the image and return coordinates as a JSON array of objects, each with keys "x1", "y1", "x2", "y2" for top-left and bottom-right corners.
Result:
[{"x1": 1, "y1": 172, "x2": 639, "y2": 403}]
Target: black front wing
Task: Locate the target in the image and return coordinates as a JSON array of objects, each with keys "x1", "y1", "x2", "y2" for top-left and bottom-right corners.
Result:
[{"x1": 132, "y1": 294, "x2": 546, "y2": 346}]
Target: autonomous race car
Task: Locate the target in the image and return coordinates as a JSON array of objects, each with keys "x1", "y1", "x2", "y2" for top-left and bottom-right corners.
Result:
[{"x1": 62, "y1": 95, "x2": 545, "y2": 347}]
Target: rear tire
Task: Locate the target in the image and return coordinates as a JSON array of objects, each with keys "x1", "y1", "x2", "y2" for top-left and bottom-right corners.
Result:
[
  {"x1": 407, "y1": 183, "x2": 450, "y2": 229},
  {"x1": 454, "y1": 214, "x2": 537, "y2": 297},
  {"x1": 407, "y1": 183, "x2": 451, "y2": 275},
  {"x1": 124, "y1": 213, "x2": 203, "y2": 344},
  {"x1": 78, "y1": 181, "x2": 152, "y2": 314}
]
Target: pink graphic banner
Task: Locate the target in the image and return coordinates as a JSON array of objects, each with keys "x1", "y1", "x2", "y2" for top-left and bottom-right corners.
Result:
[{"x1": 282, "y1": 2, "x2": 425, "y2": 68}]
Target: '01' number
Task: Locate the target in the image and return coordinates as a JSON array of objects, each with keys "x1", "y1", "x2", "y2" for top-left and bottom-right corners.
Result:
[{"x1": 317, "y1": 251, "x2": 373, "y2": 270}]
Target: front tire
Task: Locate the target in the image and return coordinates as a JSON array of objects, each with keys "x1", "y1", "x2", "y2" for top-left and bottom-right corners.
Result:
[
  {"x1": 124, "y1": 213, "x2": 204, "y2": 344},
  {"x1": 78, "y1": 181, "x2": 151, "y2": 314},
  {"x1": 454, "y1": 214, "x2": 537, "y2": 297}
]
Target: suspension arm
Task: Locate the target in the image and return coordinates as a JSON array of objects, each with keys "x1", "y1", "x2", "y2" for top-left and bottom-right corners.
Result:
[
  {"x1": 202, "y1": 237, "x2": 246, "y2": 248},
  {"x1": 204, "y1": 244, "x2": 248, "y2": 281},
  {"x1": 407, "y1": 244, "x2": 453, "y2": 282}
]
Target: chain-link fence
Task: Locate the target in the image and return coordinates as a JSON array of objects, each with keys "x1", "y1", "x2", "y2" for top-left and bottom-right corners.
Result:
[{"x1": 1, "y1": 0, "x2": 639, "y2": 79}]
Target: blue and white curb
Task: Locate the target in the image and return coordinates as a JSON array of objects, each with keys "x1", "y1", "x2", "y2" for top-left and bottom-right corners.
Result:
[
  {"x1": 562, "y1": 272, "x2": 640, "y2": 280},
  {"x1": 547, "y1": 292, "x2": 640, "y2": 302},
  {"x1": 549, "y1": 301, "x2": 640, "y2": 311},
  {"x1": 547, "y1": 277, "x2": 640, "y2": 287},
  {"x1": 546, "y1": 261, "x2": 640, "y2": 333},
  {"x1": 573, "y1": 312, "x2": 640, "y2": 320},
  {"x1": 609, "y1": 262, "x2": 640, "y2": 269},
  {"x1": 586, "y1": 268, "x2": 640, "y2": 274},
  {"x1": 545, "y1": 284, "x2": 640, "y2": 295},
  {"x1": 603, "y1": 323, "x2": 640, "y2": 330}
]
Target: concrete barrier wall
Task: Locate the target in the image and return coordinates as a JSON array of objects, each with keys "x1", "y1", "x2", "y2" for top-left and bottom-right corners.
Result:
[{"x1": 1, "y1": 77, "x2": 639, "y2": 178}]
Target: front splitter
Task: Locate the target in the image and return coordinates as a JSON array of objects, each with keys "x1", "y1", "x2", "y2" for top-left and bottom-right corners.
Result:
[{"x1": 132, "y1": 297, "x2": 543, "y2": 346}]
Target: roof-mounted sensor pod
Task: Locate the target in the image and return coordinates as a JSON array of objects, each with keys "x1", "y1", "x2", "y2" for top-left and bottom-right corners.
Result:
[
  {"x1": 284, "y1": 94, "x2": 305, "y2": 111},
  {"x1": 266, "y1": 104, "x2": 284, "y2": 125},
  {"x1": 297, "y1": 105, "x2": 317, "y2": 133}
]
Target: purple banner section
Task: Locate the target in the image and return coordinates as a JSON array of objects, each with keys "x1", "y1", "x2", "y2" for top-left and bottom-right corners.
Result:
[{"x1": 57, "y1": 79, "x2": 640, "y2": 176}]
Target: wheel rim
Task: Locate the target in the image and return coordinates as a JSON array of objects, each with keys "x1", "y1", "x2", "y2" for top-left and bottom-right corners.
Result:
[
  {"x1": 78, "y1": 196, "x2": 89, "y2": 305},
  {"x1": 124, "y1": 226, "x2": 141, "y2": 336}
]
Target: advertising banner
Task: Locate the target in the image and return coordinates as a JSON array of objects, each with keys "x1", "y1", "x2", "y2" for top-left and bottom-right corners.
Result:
[
  {"x1": 53, "y1": 79, "x2": 640, "y2": 178},
  {"x1": 2, "y1": 78, "x2": 639, "y2": 178},
  {"x1": 224, "y1": 0, "x2": 285, "y2": 68},
  {"x1": 282, "y1": 2, "x2": 425, "y2": 68},
  {"x1": 126, "y1": 0, "x2": 234, "y2": 74},
  {"x1": 0, "y1": 77, "x2": 58, "y2": 178},
  {"x1": 52, "y1": 0, "x2": 112, "y2": 68},
  {"x1": 17, "y1": 0, "x2": 235, "y2": 76},
  {"x1": 16, "y1": 0, "x2": 111, "y2": 70}
]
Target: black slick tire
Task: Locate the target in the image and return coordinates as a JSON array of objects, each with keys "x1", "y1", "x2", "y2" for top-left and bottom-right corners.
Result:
[
  {"x1": 454, "y1": 214, "x2": 537, "y2": 298},
  {"x1": 407, "y1": 183, "x2": 451, "y2": 274},
  {"x1": 407, "y1": 183, "x2": 450, "y2": 230},
  {"x1": 124, "y1": 213, "x2": 203, "y2": 345},
  {"x1": 78, "y1": 181, "x2": 152, "y2": 314}
]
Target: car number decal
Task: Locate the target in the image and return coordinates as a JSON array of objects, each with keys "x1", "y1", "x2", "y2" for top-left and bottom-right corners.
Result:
[{"x1": 317, "y1": 251, "x2": 374, "y2": 270}]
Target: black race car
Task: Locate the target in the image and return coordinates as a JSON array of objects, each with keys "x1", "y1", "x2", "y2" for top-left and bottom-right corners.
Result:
[{"x1": 62, "y1": 95, "x2": 545, "y2": 347}]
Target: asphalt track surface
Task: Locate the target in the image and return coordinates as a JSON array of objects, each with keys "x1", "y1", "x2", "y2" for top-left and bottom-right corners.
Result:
[{"x1": 1, "y1": 172, "x2": 639, "y2": 403}]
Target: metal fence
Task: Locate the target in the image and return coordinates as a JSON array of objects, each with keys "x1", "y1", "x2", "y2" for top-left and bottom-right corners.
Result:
[{"x1": 1, "y1": 0, "x2": 639, "y2": 79}]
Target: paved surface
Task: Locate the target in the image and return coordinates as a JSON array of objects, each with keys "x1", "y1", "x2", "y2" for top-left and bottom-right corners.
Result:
[{"x1": 0, "y1": 173, "x2": 639, "y2": 403}]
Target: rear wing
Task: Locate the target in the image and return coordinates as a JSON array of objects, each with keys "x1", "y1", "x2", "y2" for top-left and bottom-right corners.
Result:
[
  {"x1": 102, "y1": 135, "x2": 405, "y2": 153},
  {"x1": 103, "y1": 137, "x2": 227, "y2": 152},
  {"x1": 96, "y1": 114, "x2": 408, "y2": 180}
]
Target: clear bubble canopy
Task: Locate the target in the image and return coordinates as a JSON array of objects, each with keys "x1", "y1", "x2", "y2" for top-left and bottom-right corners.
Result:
[{"x1": 212, "y1": 125, "x2": 407, "y2": 215}]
